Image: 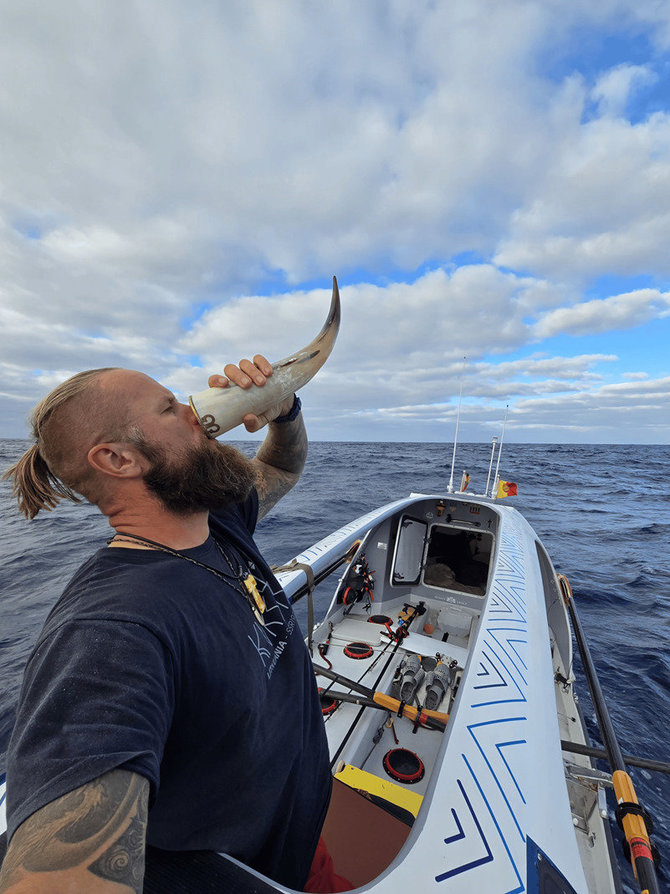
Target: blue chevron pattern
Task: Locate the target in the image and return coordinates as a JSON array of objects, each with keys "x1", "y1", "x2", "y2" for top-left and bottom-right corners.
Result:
[
  {"x1": 466, "y1": 718, "x2": 527, "y2": 840},
  {"x1": 438, "y1": 517, "x2": 530, "y2": 891},
  {"x1": 435, "y1": 778, "x2": 494, "y2": 882}
]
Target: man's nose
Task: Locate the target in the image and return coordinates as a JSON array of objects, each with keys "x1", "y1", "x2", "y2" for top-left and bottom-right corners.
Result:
[{"x1": 180, "y1": 401, "x2": 202, "y2": 429}]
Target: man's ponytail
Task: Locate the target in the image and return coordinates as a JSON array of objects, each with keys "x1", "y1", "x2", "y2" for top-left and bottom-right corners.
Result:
[
  {"x1": 2, "y1": 367, "x2": 120, "y2": 519},
  {"x1": 2, "y1": 443, "x2": 81, "y2": 520}
]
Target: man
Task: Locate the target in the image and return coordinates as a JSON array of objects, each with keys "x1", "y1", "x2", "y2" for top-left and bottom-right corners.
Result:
[{"x1": 0, "y1": 357, "x2": 334, "y2": 893}]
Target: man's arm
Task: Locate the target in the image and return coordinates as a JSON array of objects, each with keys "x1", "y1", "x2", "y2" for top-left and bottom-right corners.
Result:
[
  {"x1": 252, "y1": 404, "x2": 308, "y2": 521},
  {"x1": 0, "y1": 769, "x2": 149, "y2": 893}
]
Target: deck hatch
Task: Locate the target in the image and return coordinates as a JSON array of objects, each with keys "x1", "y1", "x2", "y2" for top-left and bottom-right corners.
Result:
[{"x1": 391, "y1": 516, "x2": 428, "y2": 585}]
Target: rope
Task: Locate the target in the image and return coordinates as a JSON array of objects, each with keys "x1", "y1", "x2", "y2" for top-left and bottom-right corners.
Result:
[{"x1": 272, "y1": 559, "x2": 316, "y2": 653}]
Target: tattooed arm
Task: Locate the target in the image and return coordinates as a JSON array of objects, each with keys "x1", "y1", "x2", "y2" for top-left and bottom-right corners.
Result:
[
  {"x1": 0, "y1": 769, "x2": 149, "y2": 893},
  {"x1": 252, "y1": 403, "x2": 308, "y2": 521}
]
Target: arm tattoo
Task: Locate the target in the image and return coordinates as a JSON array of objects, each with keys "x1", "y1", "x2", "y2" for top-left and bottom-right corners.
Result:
[
  {"x1": 0, "y1": 769, "x2": 149, "y2": 892},
  {"x1": 254, "y1": 464, "x2": 300, "y2": 521},
  {"x1": 253, "y1": 415, "x2": 308, "y2": 521}
]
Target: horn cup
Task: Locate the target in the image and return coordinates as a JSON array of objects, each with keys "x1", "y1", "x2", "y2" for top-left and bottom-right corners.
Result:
[{"x1": 189, "y1": 276, "x2": 341, "y2": 438}]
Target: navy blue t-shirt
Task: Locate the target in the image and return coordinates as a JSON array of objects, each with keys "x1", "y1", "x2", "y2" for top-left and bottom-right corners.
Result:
[{"x1": 6, "y1": 491, "x2": 332, "y2": 889}]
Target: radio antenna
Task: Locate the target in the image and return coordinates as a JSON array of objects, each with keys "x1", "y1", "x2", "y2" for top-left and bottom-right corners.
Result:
[
  {"x1": 491, "y1": 405, "x2": 509, "y2": 497},
  {"x1": 485, "y1": 436, "x2": 498, "y2": 496},
  {"x1": 447, "y1": 357, "x2": 466, "y2": 493}
]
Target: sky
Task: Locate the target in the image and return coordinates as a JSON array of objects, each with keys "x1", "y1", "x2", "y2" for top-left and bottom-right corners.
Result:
[{"x1": 1, "y1": 1, "x2": 670, "y2": 443}]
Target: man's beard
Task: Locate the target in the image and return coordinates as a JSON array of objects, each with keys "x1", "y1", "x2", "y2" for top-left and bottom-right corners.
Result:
[{"x1": 133, "y1": 434, "x2": 257, "y2": 514}]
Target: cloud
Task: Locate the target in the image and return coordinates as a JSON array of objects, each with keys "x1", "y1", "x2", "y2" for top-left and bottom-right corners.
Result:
[
  {"x1": 0, "y1": 2, "x2": 669, "y2": 442},
  {"x1": 591, "y1": 64, "x2": 657, "y2": 116},
  {"x1": 180, "y1": 265, "x2": 553, "y2": 372},
  {"x1": 3, "y1": 3, "x2": 670, "y2": 296},
  {"x1": 1, "y1": 0, "x2": 663, "y2": 293},
  {"x1": 510, "y1": 375, "x2": 670, "y2": 439},
  {"x1": 174, "y1": 270, "x2": 637, "y2": 441},
  {"x1": 494, "y1": 97, "x2": 670, "y2": 280},
  {"x1": 474, "y1": 354, "x2": 616, "y2": 380},
  {"x1": 533, "y1": 289, "x2": 670, "y2": 338}
]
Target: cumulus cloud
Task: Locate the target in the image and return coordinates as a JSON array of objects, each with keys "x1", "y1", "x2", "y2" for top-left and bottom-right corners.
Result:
[
  {"x1": 533, "y1": 289, "x2": 670, "y2": 338},
  {"x1": 591, "y1": 64, "x2": 657, "y2": 117},
  {"x1": 0, "y1": 1, "x2": 669, "y2": 441},
  {"x1": 494, "y1": 94, "x2": 670, "y2": 280},
  {"x1": 174, "y1": 269, "x2": 635, "y2": 440}
]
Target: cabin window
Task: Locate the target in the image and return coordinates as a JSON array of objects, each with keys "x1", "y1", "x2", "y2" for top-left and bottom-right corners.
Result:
[
  {"x1": 423, "y1": 526, "x2": 493, "y2": 596},
  {"x1": 391, "y1": 517, "x2": 427, "y2": 585}
]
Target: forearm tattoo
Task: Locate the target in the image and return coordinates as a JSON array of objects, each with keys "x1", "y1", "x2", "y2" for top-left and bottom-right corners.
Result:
[
  {"x1": 254, "y1": 415, "x2": 308, "y2": 520},
  {"x1": 0, "y1": 769, "x2": 149, "y2": 892}
]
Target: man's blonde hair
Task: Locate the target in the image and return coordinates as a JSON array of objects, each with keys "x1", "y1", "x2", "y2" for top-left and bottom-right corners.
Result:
[{"x1": 2, "y1": 368, "x2": 132, "y2": 519}]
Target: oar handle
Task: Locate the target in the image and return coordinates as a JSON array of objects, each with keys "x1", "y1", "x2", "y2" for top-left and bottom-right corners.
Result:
[
  {"x1": 325, "y1": 689, "x2": 446, "y2": 731},
  {"x1": 314, "y1": 665, "x2": 448, "y2": 730},
  {"x1": 373, "y1": 693, "x2": 448, "y2": 728}
]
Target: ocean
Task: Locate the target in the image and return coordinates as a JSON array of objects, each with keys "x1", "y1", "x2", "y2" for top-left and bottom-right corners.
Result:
[{"x1": 1, "y1": 439, "x2": 669, "y2": 891}]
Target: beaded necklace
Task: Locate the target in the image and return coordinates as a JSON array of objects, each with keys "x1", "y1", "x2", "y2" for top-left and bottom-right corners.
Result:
[{"x1": 108, "y1": 532, "x2": 266, "y2": 625}]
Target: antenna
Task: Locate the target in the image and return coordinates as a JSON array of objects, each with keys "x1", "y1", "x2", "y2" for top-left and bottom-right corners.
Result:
[
  {"x1": 491, "y1": 405, "x2": 509, "y2": 498},
  {"x1": 447, "y1": 357, "x2": 466, "y2": 493},
  {"x1": 485, "y1": 436, "x2": 498, "y2": 496}
]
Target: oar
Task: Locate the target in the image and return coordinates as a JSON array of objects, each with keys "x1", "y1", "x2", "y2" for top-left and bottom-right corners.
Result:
[
  {"x1": 559, "y1": 575, "x2": 660, "y2": 894},
  {"x1": 561, "y1": 740, "x2": 670, "y2": 776},
  {"x1": 314, "y1": 663, "x2": 448, "y2": 731}
]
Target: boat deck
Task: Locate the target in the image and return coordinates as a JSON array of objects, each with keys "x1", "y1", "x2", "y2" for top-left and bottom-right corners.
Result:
[{"x1": 312, "y1": 593, "x2": 476, "y2": 888}]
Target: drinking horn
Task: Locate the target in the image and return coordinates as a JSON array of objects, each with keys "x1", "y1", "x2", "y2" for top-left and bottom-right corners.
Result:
[{"x1": 189, "y1": 276, "x2": 341, "y2": 438}]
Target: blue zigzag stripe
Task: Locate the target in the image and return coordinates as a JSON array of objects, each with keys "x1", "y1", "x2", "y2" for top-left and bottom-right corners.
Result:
[
  {"x1": 435, "y1": 778, "x2": 493, "y2": 882},
  {"x1": 467, "y1": 718, "x2": 527, "y2": 841},
  {"x1": 474, "y1": 652, "x2": 508, "y2": 690},
  {"x1": 488, "y1": 585, "x2": 526, "y2": 623},
  {"x1": 497, "y1": 740, "x2": 527, "y2": 804},
  {"x1": 463, "y1": 754, "x2": 525, "y2": 894},
  {"x1": 472, "y1": 643, "x2": 527, "y2": 707},
  {"x1": 486, "y1": 628, "x2": 528, "y2": 684}
]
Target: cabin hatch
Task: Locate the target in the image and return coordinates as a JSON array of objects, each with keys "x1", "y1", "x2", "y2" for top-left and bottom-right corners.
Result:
[
  {"x1": 423, "y1": 526, "x2": 493, "y2": 596},
  {"x1": 390, "y1": 515, "x2": 494, "y2": 597}
]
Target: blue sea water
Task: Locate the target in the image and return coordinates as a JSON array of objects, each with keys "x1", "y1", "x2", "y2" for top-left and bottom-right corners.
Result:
[{"x1": 1, "y1": 439, "x2": 669, "y2": 891}]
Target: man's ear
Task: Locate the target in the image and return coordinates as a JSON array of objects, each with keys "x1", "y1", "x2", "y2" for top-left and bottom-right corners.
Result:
[{"x1": 88, "y1": 442, "x2": 145, "y2": 479}]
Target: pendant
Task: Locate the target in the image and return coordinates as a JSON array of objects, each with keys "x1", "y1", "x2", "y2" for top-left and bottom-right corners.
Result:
[{"x1": 243, "y1": 574, "x2": 266, "y2": 625}]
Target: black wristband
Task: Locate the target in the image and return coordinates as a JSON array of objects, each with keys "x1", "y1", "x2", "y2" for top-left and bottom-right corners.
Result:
[{"x1": 273, "y1": 395, "x2": 302, "y2": 423}]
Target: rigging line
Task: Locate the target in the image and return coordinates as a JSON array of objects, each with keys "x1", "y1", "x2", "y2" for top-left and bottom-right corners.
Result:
[
  {"x1": 329, "y1": 705, "x2": 366, "y2": 770},
  {"x1": 321, "y1": 640, "x2": 390, "y2": 703},
  {"x1": 561, "y1": 741, "x2": 670, "y2": 776}
]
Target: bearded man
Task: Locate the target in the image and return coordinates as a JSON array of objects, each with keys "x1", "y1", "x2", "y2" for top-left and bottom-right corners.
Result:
[{"x1": 0, "y1": 359, "x2": 338, "y2": 893}]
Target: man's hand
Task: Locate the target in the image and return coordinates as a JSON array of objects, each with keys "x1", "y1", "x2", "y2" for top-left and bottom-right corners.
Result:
[
  {"x1": 207, "y1": 355, "x2": 294, "y2": 433},
  {"x1": 206, "y1": 355, "x2": 307, "y2": 520},
  {"x1": 0, "y1": 769, "x2": 149, "y2": 893}
]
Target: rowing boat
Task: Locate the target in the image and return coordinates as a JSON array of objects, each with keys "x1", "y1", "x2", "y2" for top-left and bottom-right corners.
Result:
[
  {"x1": 273, "y1": 489, "x2": 623, "y2": 893},
  {"x1": 1, "y1": 486, "x2": 661, "y2": 892}
]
